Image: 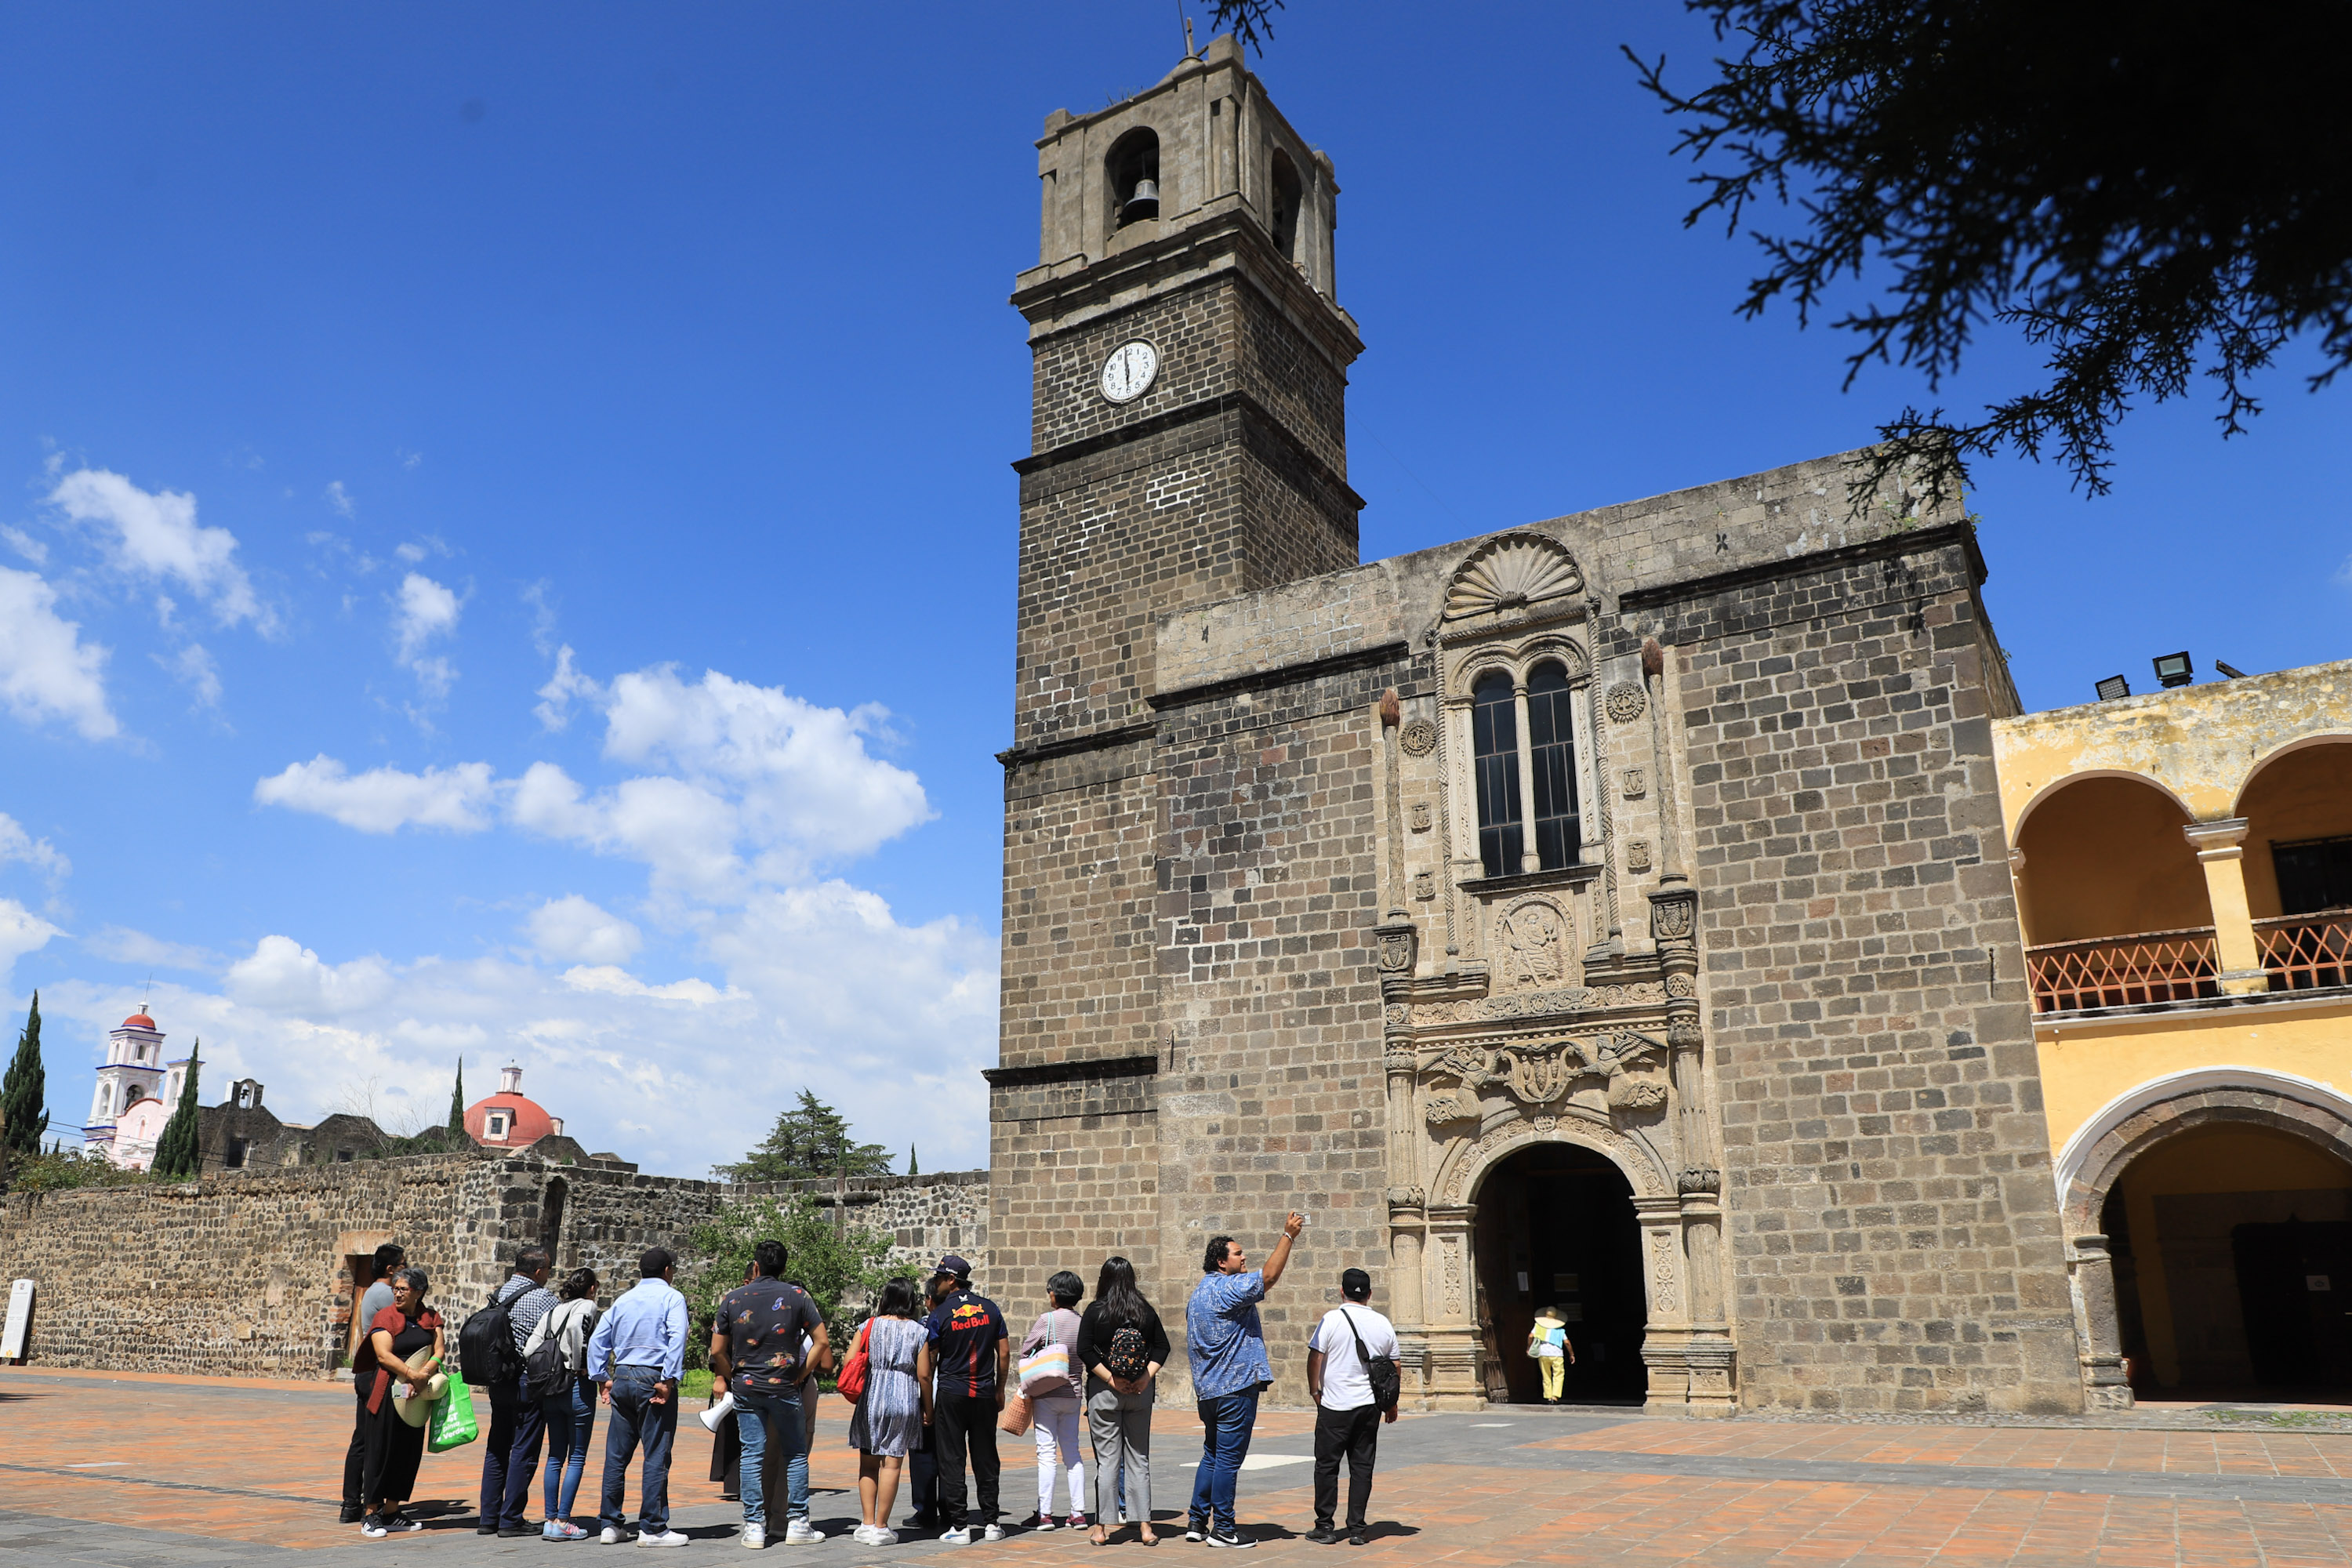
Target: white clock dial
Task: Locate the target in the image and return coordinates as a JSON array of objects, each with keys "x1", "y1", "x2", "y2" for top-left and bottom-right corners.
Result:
[{"x1": 1099, "y1": 339, "x2": 1160, "y2": 405}]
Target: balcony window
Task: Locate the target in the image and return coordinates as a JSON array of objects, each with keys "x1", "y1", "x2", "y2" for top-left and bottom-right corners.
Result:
[
  {"x1": 1526, "y1": 661, "x2": 1580, "y2": 870},
  {"x1": 1472, "y1": 671, "x2": 1523, "y2": 877},
  {"x1": 2274, "y1": 835, "x2": 2352, "y2": 916}
]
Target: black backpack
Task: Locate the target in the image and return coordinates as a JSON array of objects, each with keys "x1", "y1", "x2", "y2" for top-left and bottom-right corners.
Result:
[
  {"x1": 524, "y1": 1304, "x2": 575, "y2": 1400},
  {"x1": 1341, "y1": 1307, "x2": 1400, "y2": 1413},
  {"x1": 459, "y1": 1290, "x2": 524, "y2": 1386},
  {"x1": 1105, "y1": 1324, "x2": 1151, "y2": 1382}
]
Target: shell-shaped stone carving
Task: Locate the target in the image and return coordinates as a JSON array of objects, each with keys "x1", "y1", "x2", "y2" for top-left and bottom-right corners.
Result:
[{"x1": 1443, "y1": 532, "x2": 1584, "y2": 620}]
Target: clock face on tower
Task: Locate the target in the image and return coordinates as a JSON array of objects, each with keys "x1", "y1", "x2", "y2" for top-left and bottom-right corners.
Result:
[{"x1": 1098, "y1": 339, "x2": 1160, "y2": 405}]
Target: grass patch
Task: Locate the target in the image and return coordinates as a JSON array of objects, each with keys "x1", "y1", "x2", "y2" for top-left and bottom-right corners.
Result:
[
  {"x1": 681, "y1": 1369, "x2": 715, "y2": 1403},
  {"x1": 2206, "y1": 1407, "x2": 2352, "y2": 1428}
]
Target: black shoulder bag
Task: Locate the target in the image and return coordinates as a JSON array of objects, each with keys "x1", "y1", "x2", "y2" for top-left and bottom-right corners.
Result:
[{"x1": 1341, "y1": 1307, "x2": 1400, "y2": 1413}]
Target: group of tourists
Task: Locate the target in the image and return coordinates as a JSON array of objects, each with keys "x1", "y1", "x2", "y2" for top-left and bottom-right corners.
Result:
[{"x1": 336, "y1": 1209, "x2": 1400, "y2": 1548}]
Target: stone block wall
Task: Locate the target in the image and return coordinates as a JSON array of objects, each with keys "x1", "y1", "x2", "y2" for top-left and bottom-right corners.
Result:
[{"x1": 737, "y1": 1170, "x2": 991, "y2": 1286}]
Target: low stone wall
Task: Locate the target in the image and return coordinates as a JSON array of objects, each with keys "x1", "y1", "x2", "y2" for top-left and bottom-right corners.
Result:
[{"x1": 0, "y1": 1154, "x2": 993, "y2": 1378}]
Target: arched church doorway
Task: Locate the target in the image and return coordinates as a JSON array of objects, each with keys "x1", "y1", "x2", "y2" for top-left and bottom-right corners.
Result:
[
  {"x1": 1473, "y1": 1142, "x2": 1646, "y2": 1403},
  {"x1": 2101, "y1": 1122, "x2": 2352, "y2": 1398}
]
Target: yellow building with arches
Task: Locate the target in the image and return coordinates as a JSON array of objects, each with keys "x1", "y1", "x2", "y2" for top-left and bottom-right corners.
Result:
[{"x1": 1994, "y1": 659, "x2": 2352, "y2": 1406}]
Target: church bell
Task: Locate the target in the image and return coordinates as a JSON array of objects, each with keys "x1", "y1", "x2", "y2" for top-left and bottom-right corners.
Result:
[{"x1": 1122, "y1": 177, "x2": 1160, "y2": 221}]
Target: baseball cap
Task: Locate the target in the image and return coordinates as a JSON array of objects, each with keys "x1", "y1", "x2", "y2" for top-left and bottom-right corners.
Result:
[{"x1": 936, "y1": 1254, "x2": 973, "y2": 1280}]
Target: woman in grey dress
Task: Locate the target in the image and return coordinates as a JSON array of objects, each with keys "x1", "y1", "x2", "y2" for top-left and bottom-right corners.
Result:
[{"x1": 851, "y1": 1276, "x2": 932, "y2": 1545}]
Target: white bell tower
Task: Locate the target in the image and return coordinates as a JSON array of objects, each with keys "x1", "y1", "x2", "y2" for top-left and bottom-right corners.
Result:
[{"x1": 84, "y1": 1010, "x2": 166, "y2": 1157}]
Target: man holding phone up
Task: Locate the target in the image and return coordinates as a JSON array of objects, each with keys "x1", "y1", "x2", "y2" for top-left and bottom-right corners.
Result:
[{"x1": 1184, "y1": 1212, "x2": 1305, "y2": 1548}]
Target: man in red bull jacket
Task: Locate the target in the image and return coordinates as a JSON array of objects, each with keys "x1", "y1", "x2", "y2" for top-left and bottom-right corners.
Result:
[{"x1": 916, "y1": 1254, "x2": 1011, "y2": 1544}]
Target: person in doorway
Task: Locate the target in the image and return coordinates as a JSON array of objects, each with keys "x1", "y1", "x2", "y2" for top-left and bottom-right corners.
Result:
[
  {"x1": 354, "y1": 1266, "x2": 444, "y2": 1537},
  {"x1": 586, "y1": 1247, "x2": 692, "y2": 1547},
  {"x1": 905, "y1": 1270, "x2": 956, "y2": 1530},
  {"x1": 341, "y1": 1242, "x2": 405, "y2": 1524},
  {"x1": 918, "y1": 1254, "x2": 1010, "y2": 1544},
  {"x1": 1018, "y1": 1271, "x2": 1087, "y2": 1532},
  {"x1": 1527, "y1": 1306, "x2": 1572, "y2": 1404},
  {"x1": 1185, "y1": 1214, "x2": 1304, "y2": 1548},
  {"x1": 1075, "y1": 1254, "x2": 1170, "y2": 1547},
  {"x1": 710, "y1": 1239, "x2": 832, "y2": 1549},
  {"x1": 849, "y1": 1274, "x2": 931, "y2": 1545},
  {"x1": 478, "y1": 1245, "x2": 554, "y2": 1537},
  {"x1": 526, "y1": 1267, "x2": 602, "y2": 1541},
  {"x1": 1305, "y1": 1270, "x2": 1399, "y2": 1546}
]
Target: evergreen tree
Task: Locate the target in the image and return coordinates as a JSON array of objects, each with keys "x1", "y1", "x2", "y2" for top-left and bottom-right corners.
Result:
[
  {"x1": 908, "y1": 1144, "x2": 918, "y2": 1176},
  {"x1": 1, "y1": 992, "x2": 49, "y2": 1156},
  {"x1": 152, "y1": 1039, "x2": 202, "y2": 1179},
  {"x1": 716, "y1": 1090, "x2": 894, "y2": 1182},
  {"x1": 447, "y1": 1058, "x2": 465, "y2": 1134}
]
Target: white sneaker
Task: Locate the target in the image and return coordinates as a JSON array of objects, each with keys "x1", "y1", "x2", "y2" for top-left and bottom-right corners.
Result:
[
  {"x1": 637, "y1": 1530, "x2": 691, "y2": 1548},
  {"x1": 601, "y1": 1527, "x2": 630, "y2": 1544},
  {"x1": 982, "y1": 1524, "x2": 1005, "y2": 1542},
  {"x1": 869, "y1": 1528, "x2": 899, "y2": 1546},
  {"x1": 783, "y1": 1521, "x2": 826, "y2": 1544},
  {"x1": 743, "y1": 1523, "x2": 767, "y2": 1549},
  {"x1": 940, "y1": 1526, "x2": 973, "y2": 1545}
]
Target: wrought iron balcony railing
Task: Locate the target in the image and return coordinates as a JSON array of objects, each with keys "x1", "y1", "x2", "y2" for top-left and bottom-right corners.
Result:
[
  {"x1": 2257, "y1": 909, "x2": 2352, "y2": 992},
  {"x1": 2025, "y1": 927, "x2": 2220, "y2": 1014}
]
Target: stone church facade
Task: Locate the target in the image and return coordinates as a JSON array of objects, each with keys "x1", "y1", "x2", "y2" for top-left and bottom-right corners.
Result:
[{"x1": 990, "y1": 39, "x2": 2082, "y2": 1415}]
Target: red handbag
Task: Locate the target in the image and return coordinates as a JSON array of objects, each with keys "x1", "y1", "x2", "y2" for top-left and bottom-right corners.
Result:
[{"x1": 835, "y1": 1320, "x2": 873, "y2": 1404}]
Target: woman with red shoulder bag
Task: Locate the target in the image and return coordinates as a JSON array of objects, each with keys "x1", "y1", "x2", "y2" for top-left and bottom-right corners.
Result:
[{"x1": 848, "y1": 1276, "x2": 930, "y2": 1545}]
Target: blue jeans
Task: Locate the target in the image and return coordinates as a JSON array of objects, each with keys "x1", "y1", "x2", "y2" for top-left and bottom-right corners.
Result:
[
  {"x1": 735, "y1": 1387, "x2": 809, "y2": 1528},
  {"x1": 1189, "y1": 1389, "x2": 1259, "y2": 1534},
  {"x1": 541, "y1": 1381, "x2": 597, "y2": 1523},
  {"x1": 597, "y1": 1367, "x2": 678, "y2": 1534}
]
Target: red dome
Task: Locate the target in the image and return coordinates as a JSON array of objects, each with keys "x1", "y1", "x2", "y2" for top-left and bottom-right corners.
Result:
[
  {"x1": 464, "y1": 1094, "x2": 557, "y2": 1149},
  {"x1": 121, "y1": 1013, "x2": 156, "y2": 1029}
]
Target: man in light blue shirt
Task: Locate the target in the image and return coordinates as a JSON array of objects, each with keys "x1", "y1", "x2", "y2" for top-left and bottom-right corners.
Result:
[
  {"x1": 1185, "y1": 1212, "x2": 1302, "y2": 1547},
  {"x1": 586, "y1": 1247, "x2": 691, "y2": 1545}
]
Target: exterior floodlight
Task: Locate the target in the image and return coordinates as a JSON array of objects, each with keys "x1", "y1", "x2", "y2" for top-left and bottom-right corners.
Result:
[
  {"x1": 2095, "y1": 674, "x2": 2131, "y2": 702},
  {"x1": 2152, "y1": 652, "x2": 2194, "y2": 688},
  {"x1": 2216, "y1": 660, "x2": 2248, "y2": 678}
]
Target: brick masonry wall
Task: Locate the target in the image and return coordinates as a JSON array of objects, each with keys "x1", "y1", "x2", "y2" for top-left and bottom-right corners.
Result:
[
  {"x1": 737, "y1": 1170, "x2": 990, "y2": 1283},
  {"x1": 1664, "y1": 535, "x2": 2078, "y2": 1414}
]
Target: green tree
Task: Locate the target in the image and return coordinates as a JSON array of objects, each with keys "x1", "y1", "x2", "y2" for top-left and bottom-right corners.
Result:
[
  {"x1": 1218, "y1": 0, "x2": 2352, "y2": 505},
  {"x1": 715, "y1": 1090, "x2": 894, "y2": 1183},
  {"x1": 151, "y1": 1040, "x2": 203, "y2": 1179},
  {"x1": 1, "y1": 992, "x2": 49, "y2": 1157},
  {"x1": 447, "y1": 1058, "x2": 465, "y2": 1134},
  {"x1": 907, "y1": 1145, "x2": 917, "y2": 1177},
  {"x1": 681, "y1": 1191, "x2": 897, "y2": 1368}
]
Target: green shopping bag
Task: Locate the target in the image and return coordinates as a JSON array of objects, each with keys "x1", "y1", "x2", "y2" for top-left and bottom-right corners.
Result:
[{"x1": 426, "y1": 1370, "x2": 479, "y2": 1453}]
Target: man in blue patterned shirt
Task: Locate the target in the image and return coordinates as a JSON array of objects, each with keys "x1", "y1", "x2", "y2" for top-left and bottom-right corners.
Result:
[{"x1": 1184, "y1": 1213, "x2": 1303, "y2": 1548}]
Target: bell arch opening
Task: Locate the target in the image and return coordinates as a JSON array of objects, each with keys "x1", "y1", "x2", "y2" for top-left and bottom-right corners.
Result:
[{"x1": 1472, "y1": 1142, "x2": 1647, "y2": 1404}]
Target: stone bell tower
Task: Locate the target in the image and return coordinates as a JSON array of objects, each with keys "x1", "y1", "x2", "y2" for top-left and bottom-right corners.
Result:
[{"x1": 993, "y1": 38, "x2": 1363, "y2": 1306}]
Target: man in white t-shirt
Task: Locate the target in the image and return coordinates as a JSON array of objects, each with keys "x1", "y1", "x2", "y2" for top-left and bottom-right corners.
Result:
[{"x1": 1304, "y1": 1269, "x2": 1399, "y2": 1545}]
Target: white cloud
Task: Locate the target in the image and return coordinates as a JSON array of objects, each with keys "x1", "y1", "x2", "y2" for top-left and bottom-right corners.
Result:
[
  {"x1": 156, "y1": 643, "x2": 223, "y2": 708},
  {"x1": 0, "y1": 565, "x2": 117, "y2": 739},
  {"x1": 535, "y1": 644, "x2": 598, "y2": 731},
  {"x1": 253, "y1": 755, "x2": 495, "y2": 833},
  {"x1": 510, "y1": 764, "x2": 742, "y2": 898},
  {"x1": 401, "y1": 449, "x2": 423, "y2": 470},
  {"x1": 394, "y1": 572, "x2": 462, "y2": 702},
  {"x1": 0, "y1": 811, "x2": 70, "y2": 887},
  {"x1": 226, "y1": 935, "x2": 397, "y2": 1016},
  {"x1": 82, "y1": 924, "x2": 216, "y2": 971},
  {"x1": 0, "y1": 524, "x2": 45, "y2": 564},
  {"x1": 325, "y1": 481, "x2": 356, "y2": 518},
  {"x1": 0, "y1": 898, "x2": 61, "y2": 982},
  {"x1": 561, "y1": 965, "x2": 734, "y2": 1004},
  {"x1": 527, "y1": 895, "x2": 642, "y2": 964},
  {"x1": 47, "y1": 467, "x2": 267, "y2": 630}
]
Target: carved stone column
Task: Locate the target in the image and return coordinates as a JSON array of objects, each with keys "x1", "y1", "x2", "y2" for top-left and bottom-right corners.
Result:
[
  {"x1": 1648, "y1": 879, "x2": 1733, "y2": 1407},
  {"x1": 1634, "y1": 1193, "x2": 1693, "y2": 1407},
  {"x1": 1422, "y1": 1205, "x2": 1483, "y2": 1409},
  {"x1": 2071, "y1": 1233, "x2": 2135, "y2": 1410}
]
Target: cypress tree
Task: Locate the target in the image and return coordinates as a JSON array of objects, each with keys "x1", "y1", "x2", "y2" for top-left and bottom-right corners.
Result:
[
  {"x1": 908, "y1": 1144, "x2": 918, "y2": 1176},
  {"x1": 152, "y1": 1038, "x2": 202, "y2": 1179},
  {"x1": 447, "y1": 1058, "x2": 465, "y2": 1134},
  {"x1": 1, "y1": 992, "x2": 48, "y2": 1156}
]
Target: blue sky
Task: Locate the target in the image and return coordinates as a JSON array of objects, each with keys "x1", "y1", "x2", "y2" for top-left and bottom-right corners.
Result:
[{"x1": 2, "y1": 4, "x2": 2344, "y2": 1174}]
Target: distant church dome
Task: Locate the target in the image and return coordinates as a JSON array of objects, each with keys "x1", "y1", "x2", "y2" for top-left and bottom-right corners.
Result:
[
  {"x1": 122, "y1": 1012, "x2": 156, "y2": 1030},
  {"x1": 463, "y1": 1062, "x2": 562, "y2": 1149}
]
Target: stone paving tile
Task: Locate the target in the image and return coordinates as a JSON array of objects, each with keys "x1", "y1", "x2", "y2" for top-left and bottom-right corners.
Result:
[{"x1": 10, "y1": 1370, "x2": 2352, "y2": 1565}]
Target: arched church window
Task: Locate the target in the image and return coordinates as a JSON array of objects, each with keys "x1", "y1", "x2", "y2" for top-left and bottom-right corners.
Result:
[
  {"x1": 1527, "y1": 661, "x2": 1581, "y2": 869},
  {"x1": 1269, "y1": 149, "x2": 1302, "y2": 261},
  {"x1": 1109, "y1": 128, "x2": 1160, "y2": 229},
  {"x1": 1472, "y1": 670, "x2": 1523, "y2": 877}
]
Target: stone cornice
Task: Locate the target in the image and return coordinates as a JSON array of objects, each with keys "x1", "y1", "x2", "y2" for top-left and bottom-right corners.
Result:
[{"x1": 1616, "y1": 520, "x2": 1987, "y2": 615}]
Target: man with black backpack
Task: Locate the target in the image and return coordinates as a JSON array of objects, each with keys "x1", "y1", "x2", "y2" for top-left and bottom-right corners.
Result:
[
  {"x1": 463, "y1": 1245, "x2": 554, "y2": 1537},
  {"x1": 1303, "y1": 1269, "x2": 1399, "y2": 1546}
]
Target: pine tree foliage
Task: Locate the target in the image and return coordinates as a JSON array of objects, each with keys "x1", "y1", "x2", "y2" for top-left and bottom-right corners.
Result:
[
  {"x1": 908, "y1": 1144, "x2": 918, "y2": 1177},
  {"x1": 152, "y1": 1040, "x2": 203, "y2": 1179},
  {"x1": 448, "y1": 1058, "x2": 465, "y2": 1134},
  {"x1": 716, "y1": 1089, "x2": 895, "y2": 1183},
  {"x1": 2, "y1": 992, "x2": 49, "y2": 1156}
]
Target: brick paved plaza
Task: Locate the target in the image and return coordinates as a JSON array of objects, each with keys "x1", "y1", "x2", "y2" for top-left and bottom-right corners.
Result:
[{"x1": 10, "y1": 1370, "x2": 2352, "y2": 1566}]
